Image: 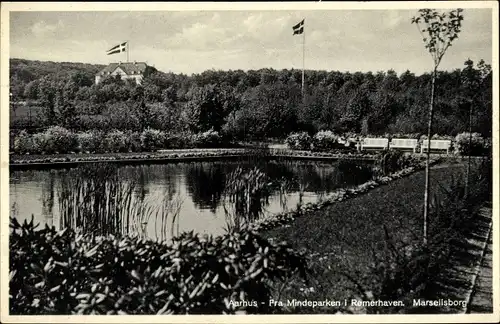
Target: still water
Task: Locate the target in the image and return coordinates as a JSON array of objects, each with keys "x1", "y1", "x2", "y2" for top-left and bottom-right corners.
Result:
[{"x1": 9, "y1": 159, "x2": 373, "y2": 240}]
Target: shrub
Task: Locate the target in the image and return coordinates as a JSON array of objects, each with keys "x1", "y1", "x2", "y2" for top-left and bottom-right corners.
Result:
[
  {"x1": 454, "y1": 132, "x2": 485, "y2": 156},
  {"x1": 342, "y1": 132, "x2": 359, "y2": 139},
  {"x1": 374, "y1": 150, "x2": 420, "y2": 176},
  {"x1": 285, "y1": 132, "x2": 312, "y2": 150},
  {"x1": 484, "y1": 138, "x2": 492, "y2": 157},
  {"x1": 312, "y1": 130, "x2": 340, "y2": 151},
  {"x1": 126, "y1": 131, "x2": 142, "y2": 152},
  {"x1": 9, "y1": 219, "x2": 308, "y2": 315},
  {"x1": 13, "y1": 130, "x2": 35, "y2": 154},
  {"x1": 140, "y1": 128, "x2": 165, "y2": 152},
  {"x1": 104, "y1": 130, "x2": 128, "y2": 153},
  {"x1": 77, "y1": 131, "x2": 104, "y2": 153},
  {"x1": 30, "y1": 126, "x2": 78, "y2": 154},
  {"x1": 31, "y1": 133, "x2": 48, "y2": 154},
  {"x1": 47, "y1": 126, "x2": 78, "y2": 154},
  {"x1": 192, "y1": 129, "x2": 222, "y2": 148},
  {"x1": 164, "y1": 132, "x2": 192, "y2": 149}
]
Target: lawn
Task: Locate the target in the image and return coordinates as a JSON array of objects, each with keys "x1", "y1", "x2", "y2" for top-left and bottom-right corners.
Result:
[{"x1": 263, "y1": 160, "x2": 482, "y2": 313}]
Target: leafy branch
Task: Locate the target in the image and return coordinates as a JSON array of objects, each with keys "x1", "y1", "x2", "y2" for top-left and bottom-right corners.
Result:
[{"x1": 412, "y1": 8, "x2": 464, "y2": 68}]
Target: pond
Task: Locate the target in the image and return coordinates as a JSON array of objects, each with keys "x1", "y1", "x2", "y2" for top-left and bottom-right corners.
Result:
[{"x1": 9, "y1": 158, "x2": 374, "y2": 241}]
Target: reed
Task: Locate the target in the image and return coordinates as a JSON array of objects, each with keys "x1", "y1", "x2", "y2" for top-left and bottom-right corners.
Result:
[
  {"x1": 222, "y1": 166, "x2": 273, "y2": 232},
  {"x1": 57, "y1": 163, "x2": 183, "y2": 239}
]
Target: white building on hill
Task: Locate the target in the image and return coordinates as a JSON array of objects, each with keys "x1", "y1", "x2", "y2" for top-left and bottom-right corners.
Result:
[{"x1": 95, "y1": 62, "x2": 153, "y2": 85}]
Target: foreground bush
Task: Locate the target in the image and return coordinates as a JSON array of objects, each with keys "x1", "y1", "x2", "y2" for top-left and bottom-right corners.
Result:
[{"x1": 9, "y1": 220, "x2": 308, "y2": 315}]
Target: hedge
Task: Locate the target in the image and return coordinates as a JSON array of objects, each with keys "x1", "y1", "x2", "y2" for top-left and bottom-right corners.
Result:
[{"x1": 11, "y1": 127, "x2": 232, "y2": 155}]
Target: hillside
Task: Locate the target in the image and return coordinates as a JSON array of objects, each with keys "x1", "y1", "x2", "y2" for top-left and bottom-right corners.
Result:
[
  {"x1": 10, "y1": 58, "x2": 106, "y2": 97},
  {"x1": 10, "y1": 58, "x2": 105, "y2": 81},
  {"x1": 8, "y1": 58, "x2": 492, "y2": 139}
]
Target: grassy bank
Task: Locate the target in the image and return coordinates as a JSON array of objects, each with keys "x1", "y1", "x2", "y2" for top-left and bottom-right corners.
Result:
[{"x1": 262, "y1": 158, "x2": 489, "y2": 313}]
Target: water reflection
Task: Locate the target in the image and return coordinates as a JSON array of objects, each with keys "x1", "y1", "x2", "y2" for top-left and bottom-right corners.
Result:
[
  {"x1": 10, "y1": 159, "x2": 374, "y2": 240},
  {"x1": 186, "y1": 163, "x2": 226, "y2": 213},
  {"x1": 41, "y1": 173, "x2": 55, "y2": 227}
]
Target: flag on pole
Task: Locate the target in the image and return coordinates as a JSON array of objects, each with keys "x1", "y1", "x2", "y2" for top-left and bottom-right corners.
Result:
[
  {"x1": 293, "y1": 19, "x2": 304, "y2": 35},
  {"x1": 106, "y1": 42, "x2": 127, "y2": 55}
]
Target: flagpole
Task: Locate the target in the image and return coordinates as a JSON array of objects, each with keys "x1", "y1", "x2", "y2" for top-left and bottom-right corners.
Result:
[
  {"x1": 302, "y1": 21, "x2": 305, "y2": 101},
  {"x1": 127, "y1": 41, "x2": 129, "y2": 63}
]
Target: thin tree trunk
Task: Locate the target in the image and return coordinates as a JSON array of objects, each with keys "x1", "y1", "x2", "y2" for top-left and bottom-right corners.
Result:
[
  {"x1": 423, "y1": 67, "x2": 437, "y2": 246},
  {"x1": 465, "y1": 100, "x2": 473, "y2": 198}
]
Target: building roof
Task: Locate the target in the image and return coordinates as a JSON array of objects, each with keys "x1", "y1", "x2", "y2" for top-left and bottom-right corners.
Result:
[{"x1": 97, "y1": 62, "x2": 148, "y2": 76}]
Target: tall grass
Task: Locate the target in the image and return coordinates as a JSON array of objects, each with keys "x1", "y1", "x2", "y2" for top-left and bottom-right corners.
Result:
[
  {"x1": 58, "y1": 164, "x2": 134, "y2": 236},
  {"x1": 57, "y1": 163, "x2": 183, "y2": 239},
  {"x1": 222, "y1": 167, "x2": 274, "y2": 232}
]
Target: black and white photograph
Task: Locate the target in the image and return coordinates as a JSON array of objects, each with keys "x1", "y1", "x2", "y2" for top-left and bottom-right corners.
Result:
[{"x1": 1, "y1": 1, "x2": 498, "y2": 323}]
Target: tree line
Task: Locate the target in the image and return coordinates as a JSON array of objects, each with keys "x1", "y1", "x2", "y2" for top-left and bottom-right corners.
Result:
[{"x1": 10, "y1": 58, "x2": 492, "y2": 139}]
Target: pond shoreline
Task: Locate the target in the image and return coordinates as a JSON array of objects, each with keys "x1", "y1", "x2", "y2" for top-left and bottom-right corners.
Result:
[
  {"x1": 9, "y1": 147, "x2": 483, "y2": 171},
  {"x1": 9, "y1": 149, "x2": 379, "y2": 170}
]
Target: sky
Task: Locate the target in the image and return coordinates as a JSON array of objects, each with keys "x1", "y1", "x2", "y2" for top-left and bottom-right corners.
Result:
[{"x1": 8, "y1": 6, "x2": 493, "y2": 76}]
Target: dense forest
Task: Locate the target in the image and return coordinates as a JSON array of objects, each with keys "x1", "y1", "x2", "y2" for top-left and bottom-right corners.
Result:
[{"x1": 9, "y1": 58, "x2": 493, "y2": 139}]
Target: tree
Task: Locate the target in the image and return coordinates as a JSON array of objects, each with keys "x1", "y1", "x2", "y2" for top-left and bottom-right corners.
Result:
[
  {"x1": 161, "y1": 86, "x2": 178, "y2": 105},
  {"x1": 38, "y1": 78, "x2": 58, "y2": 124},
  {"x1": 461, "y1": 59, "x2": 491, "y2": 196},
  {"x1": 23, "y1": 80, "x2": 39, "y2": 100},
  {"x1": 136, "y1": 99, "x2": 152, "y2": 131},
  {"x1": 55, "y1": 90, "x2": 77, "y2": 129},
  {"x1": 71, "y1": 71, "x2": 93, "y2": 88},
  {"x1": 185, "y1": 84, "x2": 237, "y2": 133},
  {"x1": 241, "y1": 83, "x2": 301, "y2": 138},
  {"x1": 412, "y1": 8, "x2": 464, "y2": 245}
]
